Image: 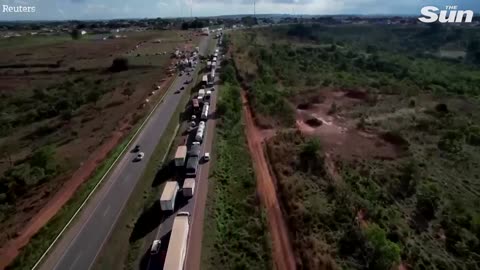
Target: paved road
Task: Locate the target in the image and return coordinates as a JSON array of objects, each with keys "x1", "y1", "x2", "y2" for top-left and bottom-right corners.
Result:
[
  {"x1": 146, "y1": 39, "x2": 222, "y2": 270},
  {"x1": 38, "y1": 36, "x2": 210, "y2": 270}
]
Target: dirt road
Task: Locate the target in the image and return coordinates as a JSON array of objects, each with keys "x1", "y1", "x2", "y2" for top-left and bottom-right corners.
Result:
[{"x1": 241, "y1": 91, "x2": 297, "y2": 270}]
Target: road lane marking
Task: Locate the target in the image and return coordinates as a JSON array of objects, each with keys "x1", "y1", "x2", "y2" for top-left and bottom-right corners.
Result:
[
  {"x1": 103, "y1": 205, "x2": 111, "y2": 217},
  {"x1": 68, "y1": 252, "x2": 82, "y2": 270}
]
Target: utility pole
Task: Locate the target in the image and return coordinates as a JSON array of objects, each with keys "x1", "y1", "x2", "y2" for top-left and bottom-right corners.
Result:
[{"x1": 190, "y1": 0, "x2": 193, "y2": 19}]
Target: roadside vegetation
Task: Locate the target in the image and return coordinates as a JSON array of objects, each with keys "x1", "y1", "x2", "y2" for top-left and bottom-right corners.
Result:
[
  {"x1": 230, "y1": 24, "x2": 480, "y2": 269},
  {"x1": 201, "y1": 60, "x2": 271, "y2": 270}
]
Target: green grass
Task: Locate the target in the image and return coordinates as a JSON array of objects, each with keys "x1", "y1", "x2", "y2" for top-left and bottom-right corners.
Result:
[{"x1": 200, "y1": 71, "x2": 272, "y2": 269}]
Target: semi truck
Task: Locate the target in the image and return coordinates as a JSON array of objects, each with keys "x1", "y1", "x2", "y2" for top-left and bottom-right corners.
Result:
[
  {"x1": 201, "y1": 104, "x2": 209, "y2": 120},
  {"x1": 202, "y1": 75, "x2": 208, "y2": 86},
  {"x1": 195, "y1": 121, "x2": 206, "y2": 142},
  {"x1": 188, "y1": 144, "x2": 201, "y2": 157},
  {"x1": 192, "y1": 98, "x2": 200, "y2": 113},
  {"x1": 174, "y1": 146, "x2": 187, "y2": 167},
  {"x1": 164, "y1": 212, "x2": 190, "y2": 270},
  {"x1": 183, "y1": 178, "x2": 195, "y2": 197},
  {"x1": 160, "y1": 181, "x2": 179, "y2": 211}
]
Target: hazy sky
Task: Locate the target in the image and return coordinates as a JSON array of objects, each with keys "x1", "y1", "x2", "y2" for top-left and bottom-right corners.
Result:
[{"x1": 1, "y1": 0, "x2": 480, "y2": 21}]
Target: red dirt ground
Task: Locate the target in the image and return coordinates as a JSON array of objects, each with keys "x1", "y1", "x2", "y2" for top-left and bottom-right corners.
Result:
[
  {"x1": 0, "y1": 72, "x2": 176, "y2": 270},
  {"x1": 296, "y1": 89, "x2": 400, "y2": 161},
  {"x1": 241, "y1": 91, "x2": 297, "y2": 270}
]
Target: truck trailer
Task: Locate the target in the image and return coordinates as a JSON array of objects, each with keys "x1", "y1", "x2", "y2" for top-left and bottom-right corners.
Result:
[
  {"x1": 201, "y1": 104, "x2": 209, "y2": 120},
  {"x1": 174, "y1": 146, "x2": 187, "y2": 167},
  {"x1": 164, "y1": 212, "x2": 190, "y2": 270},
  {"x1": 185, "y1": 156, "x2": 199, "y2": 177},
  {"x1": 183, "y1": 178, "x2": 195, "y2": 197},
  {"x1": 160, "y1": 181, "x2": 179, "y2": 211},
  {"x1": 195, "y1": 121, "x2": 206, "y2": 142}
]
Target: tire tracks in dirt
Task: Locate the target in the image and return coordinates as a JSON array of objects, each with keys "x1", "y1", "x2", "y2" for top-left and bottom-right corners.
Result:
[{"x1": 241, "y1": 91, "x2": 296, "y2": 270}]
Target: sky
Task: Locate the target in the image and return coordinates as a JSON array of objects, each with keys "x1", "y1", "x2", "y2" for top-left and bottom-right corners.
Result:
[{"x1": 0, "y1": 0, "x2": 480, "y2": 21}]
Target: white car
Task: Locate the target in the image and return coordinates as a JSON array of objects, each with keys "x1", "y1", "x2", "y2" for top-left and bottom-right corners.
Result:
[
  {"x1": 136, "y1": 152, "x2": 145, "y2": 161},
  {"x1": 203, "y1": 152, "x2": 210, "y2": 162},
  {"x1": 150, "y1": 240, "x2": 161, "y2": 255}
]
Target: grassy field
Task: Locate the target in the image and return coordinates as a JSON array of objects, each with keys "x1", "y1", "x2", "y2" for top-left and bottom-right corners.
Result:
[
  {"x1": 200, "y1": 60, "x2": 272, "y2": 270},
  {"x1": 229, "y1": 24, "x2": 480, "y2": 270},
  {"x1": 0, "y1": 35, "x2": 71, "y2": 49}
]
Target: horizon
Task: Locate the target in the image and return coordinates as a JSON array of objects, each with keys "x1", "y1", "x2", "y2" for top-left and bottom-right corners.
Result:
[{"x1": 1, "y1": 0, "x2": 480, "y2": 21}]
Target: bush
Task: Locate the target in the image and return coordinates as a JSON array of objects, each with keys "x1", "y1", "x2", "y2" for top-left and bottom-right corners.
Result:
[
  {"x1": 110, "y1": 57, "x2": 129, "y2": 72},
  {"x1": 364, "y1": 224, "x2": 401, "y2": 270}
]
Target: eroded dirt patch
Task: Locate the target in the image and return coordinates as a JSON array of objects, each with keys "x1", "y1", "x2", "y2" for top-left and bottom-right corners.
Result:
[{"x1": 295, "y1": 89, "x2": 402, "y2": 161}]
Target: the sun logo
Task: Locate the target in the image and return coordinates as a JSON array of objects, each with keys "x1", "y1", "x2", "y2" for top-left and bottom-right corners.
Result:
[{"x1": 419, "y1": 5, "x2": 474, "y2": 23}]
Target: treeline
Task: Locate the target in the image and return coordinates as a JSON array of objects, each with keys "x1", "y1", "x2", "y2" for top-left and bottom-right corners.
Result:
[
  {"x1": 0, "y1": 146, "x2": 57, "y2": 222},
  {"x1": 203, "y1": 60, "x2": 271, "y2": 269}
]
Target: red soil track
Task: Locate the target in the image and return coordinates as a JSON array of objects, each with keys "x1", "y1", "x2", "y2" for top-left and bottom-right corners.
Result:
[{"x1": 241, "y1": 91, "x2": 297, "y2": 270}]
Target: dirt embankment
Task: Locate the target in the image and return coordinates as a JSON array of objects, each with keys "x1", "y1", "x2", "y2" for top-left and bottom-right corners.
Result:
[{"x1": 241, "y1": 91, "x2": 297, "y2": 270}]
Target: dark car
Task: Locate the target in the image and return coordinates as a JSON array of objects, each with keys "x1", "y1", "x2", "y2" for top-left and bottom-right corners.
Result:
[
  {"x1": 175, "y1": 90, "x2": 181, "y2": 94},
  {"x1": 133, "y1": 145, "x2": 140, "y2": 152},
  {"x1": 181, "y1": 86, "x2": 185, "y2": 90}
]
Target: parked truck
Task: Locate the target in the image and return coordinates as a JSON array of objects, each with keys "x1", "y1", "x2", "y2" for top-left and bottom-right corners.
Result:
[
  {"x1": 164, "y1": 212, "x2": 190, "y2": 270},
  {"x1": 201, "y1": 104, "x2": 209, "y2": 120},
  {"x1": 183, "y1": 178, "x2": 195, "y2": 197},
  {"x1": 192, "y1": 98, "x2": 200, "y2": 113},
  {"x1": 202, "y1": 75, "x2": 208, "y2": 86},
  {"x1": 160, "y1": 181, "x2": 179, "y2": 211},
  {"x1": 195, "y1": 121, "x2": 206, "y2": 142},
  {"x1": 174, "y1": 146, "x2": 187, "y2": 167},
  {"x1": 185, "y1": 156, "x2": 199, "y2": 177}
]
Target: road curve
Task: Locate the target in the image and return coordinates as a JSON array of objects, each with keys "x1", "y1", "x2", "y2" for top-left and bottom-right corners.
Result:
[{"x1": 37, "y1": 36, "x2": 210, "y2": 270}]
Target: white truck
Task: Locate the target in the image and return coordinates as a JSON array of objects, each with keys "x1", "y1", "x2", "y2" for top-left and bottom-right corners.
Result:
[
  {"x1": 198, "y1": 89, "x2": 206, "y2": 101},
  {"x1": 160, "y1": 181, "x2": 179, "y2": 211},
  {"x1": 164, "y1": 212, "x2": 190, "y2": 270},
  {"x1": 183, "y1": 178, "x2": 195, "y2": 197},
  {"x1": 174, "y1": 145, "x2": 187, "y2": 167},
  {"x1": 195, "y1": 121, "x2": 206, "y2": 142},
  {"x1": 201, "y1": 104, "x2": 209, "y2": 120}
]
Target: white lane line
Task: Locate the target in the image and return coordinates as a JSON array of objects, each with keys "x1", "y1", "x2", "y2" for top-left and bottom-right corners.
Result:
[
  {"x1": 103, "y1": 205, "x2": 111, "y2": 217},
  {"x1": 68, "y1": 252, "x2": 82, "y2": 270}
]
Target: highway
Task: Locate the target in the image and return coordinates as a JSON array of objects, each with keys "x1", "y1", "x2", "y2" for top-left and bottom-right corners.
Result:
[
  {"x1": 146, "y1": 39, "x2": 222, "y2": 270},
  {"x1": 37, "y1": 35, "x2": 210, "y2": 270}
]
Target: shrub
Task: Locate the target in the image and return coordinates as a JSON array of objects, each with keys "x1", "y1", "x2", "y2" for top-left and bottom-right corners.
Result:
[{"x1": 110, "y1": 57, "x2": 129, "y2": 72}]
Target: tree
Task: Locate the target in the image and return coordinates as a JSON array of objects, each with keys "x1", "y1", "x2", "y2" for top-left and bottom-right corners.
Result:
[
  {"x1": 30, "y1": 145, "x2": 56, "y2": 174},
  {"x1": 122, "y1": 88, "x2": 135, "y2": 99},
  {"x1": 301, "y1": 138, "x2": 321, "y2": 159},
  {"x1": 110, "y1": 57, "x2": 129, "y2": 72},
  {"x1": 70, "y1": 29, "x2": 81, "y2": 40},
  {"x1": 365, "y1": 223, "x2": 401, "y2": 270}
]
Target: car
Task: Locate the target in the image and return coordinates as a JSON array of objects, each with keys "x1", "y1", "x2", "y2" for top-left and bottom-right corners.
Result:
[
  {"x1": 203, "y1": 152, "x2": 210, "y2": 162},
  {"x1": 133, "y1": 144, "x2": 140, "y2": 152},
  {"x1": 150, "y1": 240, "x2": 161, "y2": 255},
  {"x1": 181, "y1": 86, "x2": 185, "y2": 90},
  {"x1": 187, "y1": 72, "x2": 191, "y2": 76},
  {"x1": 174, "y1": 90, "x2": 180, "y2": 94},
  {"x1": 135, "y1": 152, "x2": 145, "y2": 161},
  {"x1": 191, "y1": 115, "x2": 197, "y2": 120},
  {"x1": 179, "y1": 72, "x2": 183, "y2": 76}
]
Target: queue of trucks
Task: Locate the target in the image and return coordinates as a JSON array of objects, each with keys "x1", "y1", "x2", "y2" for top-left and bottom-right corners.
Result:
[{"x1": 154, "y1": 41, "x2": 222, "y2": 270}]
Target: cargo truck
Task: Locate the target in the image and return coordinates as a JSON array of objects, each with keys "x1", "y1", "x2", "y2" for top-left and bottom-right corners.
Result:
[
  {"x1": 183, "y1": 178, "x2": 195, "y2": 197},
  {"x1": 202, "y1": 75, "x2": 208, "y2": 86},
  {"x1": 164, "y1": 212, "x2": 190, "y2": 270},
  {"x1": 185, "y1": 156, "x2": 199, "y2": 177},
  {"x1": 201, "y1": 104, "x2": 209, "y2": 120},
  {"x1": 174, "y1": 146, "x2": 187, "y2": 167},
  {"x1": 188, "y1": 144, "x2": 201, "y2": 157},
  {"x1": 160, "y1": 181, "x2": 179, "y2": 211},
  {"x1": 192, "y1": 98, "x2": 200, "y2": 113},
  {"x1": 195, "y1": 121, "x2": 206, "y2": 142}
]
